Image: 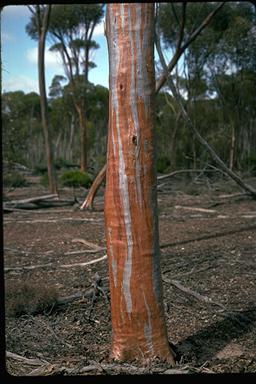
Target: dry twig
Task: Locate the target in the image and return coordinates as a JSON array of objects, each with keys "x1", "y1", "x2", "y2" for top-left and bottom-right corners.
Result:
[
  {"x1": 6, "y1": 351, "x2": 47, "y2": 366},
  {"x1": 163, "y1": 277, "x2": 226, "y2": 310}
]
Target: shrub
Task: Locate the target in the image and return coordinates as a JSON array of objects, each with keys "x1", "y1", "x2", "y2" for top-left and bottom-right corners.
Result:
[
  {"x1": 157, "y1": 155, "x2": 171, "y2": 173},
  {"x1": 34, "y1": 164, "x2": 48, "y2": 175},
  {"x1": 60, "y1": 170, "x2": 93, "y2": 188},
  {"x1": 3, "y1": 172, "x2": 28, "y2": 188},
  {"x1": 5, "y1": 281, "x2": 58, "y2": 317},
  {"x1": 54, "y1": 158, "x2": 79, "y2": 170},
  {"x1": 40, "y1": 173, "x2": 49, "y2": 187},
  {"x1": 247, "y1": 153, "x2": 256, "y2": 174}
]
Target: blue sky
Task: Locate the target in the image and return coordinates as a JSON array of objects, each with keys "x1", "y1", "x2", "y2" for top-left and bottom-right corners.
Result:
[{"x1": 1, "y1": 5, "x2": 109, "y2": 96}]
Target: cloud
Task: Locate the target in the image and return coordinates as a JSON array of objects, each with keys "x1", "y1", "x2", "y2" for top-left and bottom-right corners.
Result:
[
  {"x1": 2, "y1": 75, "x2": 39, "y2": 94},
  {"x1": 26, "y1": 47, "x2": 62, "y2": 69},
  {"x1": 1, "y1": 32, "x2": 15, "y2": 42},
  {"x1": 93, "y1": 20, "x2": 105, "y2": 37}
]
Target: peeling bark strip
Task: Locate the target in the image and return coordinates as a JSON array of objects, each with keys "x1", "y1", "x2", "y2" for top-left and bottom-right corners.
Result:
[{"x1": 104, "y1": 4, "x2": 175, "y2": 363}]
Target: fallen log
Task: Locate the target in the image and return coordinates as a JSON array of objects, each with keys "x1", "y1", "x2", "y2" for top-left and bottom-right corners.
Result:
[
  {"x1": 4, "y1": 198, "x2": 76, "y2": 211},
  {"x1": 4, "y1": 194, "x2": 58, "y2": 205}
]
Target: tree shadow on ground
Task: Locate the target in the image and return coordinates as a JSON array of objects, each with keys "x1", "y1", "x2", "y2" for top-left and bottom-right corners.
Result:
[{"x1": 175, "y1": 304, "x2": 256, "y2": 364}]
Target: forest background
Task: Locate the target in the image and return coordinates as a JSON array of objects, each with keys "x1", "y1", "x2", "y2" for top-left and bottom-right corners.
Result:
[{"x1": 2, "y1": 2, "x2": 256, "y2": 189}]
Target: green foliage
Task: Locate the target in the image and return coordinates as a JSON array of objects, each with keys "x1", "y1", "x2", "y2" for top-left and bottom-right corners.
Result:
[
  {"x1": 54, "y1": 158, "x2": 78, "y2": 170},
  {"x1": 49, "y1": 75, "x2": 67, "y2": 98},
  {"x1": 60, "y1": 170, "x2": 92, "y2": 188},
  {"x1": 40, "y1": 173, "x2": 49, "y2": 187},
  {"x1": 34, "y1": 164, "x2": 48, "y2": 175},
  {"x1": 3, "y1": 173, "x2": 29, "y2": 188},
  {"x1": 2, "y1": 91, "x2": 42, "y2": 164},
  {"x1": 245, "y1": 154, "x2": 256, "y2": 174}
]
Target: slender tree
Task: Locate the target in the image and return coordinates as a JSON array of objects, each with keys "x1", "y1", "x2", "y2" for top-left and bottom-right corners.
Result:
[
  {"x1": 27, "y1": 5, "x2": 57, "y2": 194},
  {"x1": 104, "y1": 4, "x2": 175, "y2": 363},
  {"x1": 26, "y1": 4, "x2": 104, "y2": 172},
  {"x1": 48, "y1": 4, "x2": 104, "y2": 172}
]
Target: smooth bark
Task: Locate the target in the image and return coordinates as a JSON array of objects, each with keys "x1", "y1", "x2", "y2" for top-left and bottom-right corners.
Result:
[
  {"x1": 37, "y1": 5, "x2": 57, "y2": 194},
  {"x1": 80, "y1": 163, "x2": 107, "y2": 210},
  {"x1": 104, "y1": 4, "x2": 175, "y2": 363}
]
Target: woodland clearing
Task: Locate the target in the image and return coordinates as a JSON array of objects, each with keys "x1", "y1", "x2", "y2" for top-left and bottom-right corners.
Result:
[{"x1": 3, "y1": 173, "x2": 256, "y2": 375}]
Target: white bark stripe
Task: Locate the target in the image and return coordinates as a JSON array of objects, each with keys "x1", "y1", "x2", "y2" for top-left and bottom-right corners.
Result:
[
  {"x1": 128, "y1": 6, "x2": 143, "y2": 207},
  {"x1": 109, "y1": 5, "x2": 133, "y2": 315}
]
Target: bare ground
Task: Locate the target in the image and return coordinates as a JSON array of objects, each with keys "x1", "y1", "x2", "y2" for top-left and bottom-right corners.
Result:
[{"x1": 3, "y1": 175, "x2": 256, "y2": 376}]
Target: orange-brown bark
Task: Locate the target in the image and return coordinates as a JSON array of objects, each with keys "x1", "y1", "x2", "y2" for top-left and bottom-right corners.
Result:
[{"x1": 104, "y1": 4, "x2": 175, "y2": 363}]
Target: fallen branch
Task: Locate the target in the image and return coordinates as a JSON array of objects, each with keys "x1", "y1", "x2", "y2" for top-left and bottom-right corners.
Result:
[
  {"x1": 60, "y1": 255, "x2": 107, "y2": 268},
  {"x1": 174, "y1": 205, "x2": 216, "y2": 213},
  {"x1": 5, "y1": 255, "x2": 108, "y2": 273},
  {"x1": 6, "y1": 351, "x2": 46, "y2": 366},
  {"x1": 3, "y1": 194, "x2": 79, "y2": 211},
  {"x1": 218, "y1": 192, "x2": 249, "y2": 199},
  {"x1": 4, "y1": 263, "x2": 53, "y2": 272},
  {"x1": 4, "y1": 200, "x2": 76, "y2": 211},
  {"x1": 27, "y1": 364, "x2": 55, "y2": 376},
  {"x1": 71, "y1": 238, "x2": 104, "y2": 250},
  {"x1": 4, "y1": 194, "x2": 58, "y2": 205},
  {"x1": 64, "y1": 248, "x2": 106, "y2": 255},
  {"x1": 163, "y1": 277, "x2": 226, "y2": 310}
]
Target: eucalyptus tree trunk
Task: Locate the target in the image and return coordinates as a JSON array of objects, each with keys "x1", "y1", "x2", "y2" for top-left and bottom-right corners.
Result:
[
  {"x1": 104, "y1": 4, "x2": 175, "y2": 363},
  {"x1": 37, "y1": 5, "x2": 57, "y2": 194}
]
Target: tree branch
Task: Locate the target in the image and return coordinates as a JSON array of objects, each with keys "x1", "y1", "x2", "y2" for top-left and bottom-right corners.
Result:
[
  {"x1": 155, "y1": 2, "x2": 225, "y2": 94},
  {"x1": 155, "y1": 30, "x2": 256, "y2": 198}
]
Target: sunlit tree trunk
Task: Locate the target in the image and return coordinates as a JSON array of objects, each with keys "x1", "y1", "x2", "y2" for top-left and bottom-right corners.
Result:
[
  {"x1": 104, "y1": 4, "x2": 175, "y2": 363},
  {"x1": 37, "y1": 5, "x2": 57, "y2": 194}
]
